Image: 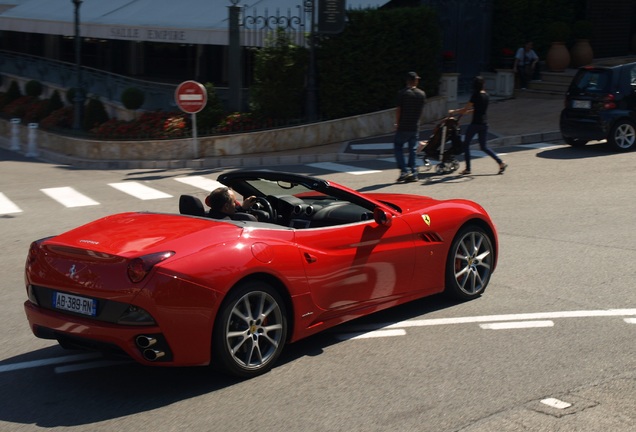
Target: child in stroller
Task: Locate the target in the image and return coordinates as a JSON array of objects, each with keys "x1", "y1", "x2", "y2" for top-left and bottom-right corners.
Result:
[{"x1": 418, "y1": 114, "x2": 464, "y2": 174}]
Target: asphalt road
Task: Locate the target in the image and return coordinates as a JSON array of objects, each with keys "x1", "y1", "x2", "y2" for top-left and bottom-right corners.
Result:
[{"x1": 1, "y1": 141, "x2": 635, "y2": 432}]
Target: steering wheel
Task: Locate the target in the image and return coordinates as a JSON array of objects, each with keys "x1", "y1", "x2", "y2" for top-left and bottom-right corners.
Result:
[{"x1": 250, "y1": 197, "x2": 275, "y2": 222}]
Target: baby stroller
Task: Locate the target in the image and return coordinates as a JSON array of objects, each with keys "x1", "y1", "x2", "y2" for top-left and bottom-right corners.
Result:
[{"x1": 419, "y1": 114, "x2": 464, "y2": 174}]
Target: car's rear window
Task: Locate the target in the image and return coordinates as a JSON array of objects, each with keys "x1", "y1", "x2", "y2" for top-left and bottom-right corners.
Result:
[{"x1": 571, "y1": 69, "x2": 611, "y2": 93}]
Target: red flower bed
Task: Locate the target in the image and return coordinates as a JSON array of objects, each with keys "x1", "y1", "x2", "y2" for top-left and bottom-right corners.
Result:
[
  {"x1": 2, "y1": 96, "x2": 37, "y2": 119},
  {"x1": 40, "y1": 107, "x2": 73, "y2": 130},
  {"x1": 91, "y1": 111, "x2": 188, "y2": 139}
]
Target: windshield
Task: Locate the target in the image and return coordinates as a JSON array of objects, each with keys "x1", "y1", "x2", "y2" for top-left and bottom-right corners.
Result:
[{"x1": 572, "y1": 69, "x2": 611, "y2": 93}]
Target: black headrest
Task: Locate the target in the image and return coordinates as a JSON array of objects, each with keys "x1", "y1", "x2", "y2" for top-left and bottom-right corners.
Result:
[{"x1": 179, "y1": 195, "x2": 205, "y2": 217}]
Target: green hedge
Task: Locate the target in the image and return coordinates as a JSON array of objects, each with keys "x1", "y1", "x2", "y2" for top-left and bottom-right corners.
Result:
[{"x1": 317, "y1": 7, "x2": 441, "y2": 119}]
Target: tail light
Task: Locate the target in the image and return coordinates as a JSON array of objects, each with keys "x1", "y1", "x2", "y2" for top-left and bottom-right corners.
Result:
[
  {"x1": 127, "y1": 251, "x2": 175, "y2": 283},
  {"x1": 601, "y1": 94, "x2": 616, "y2": 110},
  {"x1": 26, "y1": 241, "x2": 40, "y2": 266}
]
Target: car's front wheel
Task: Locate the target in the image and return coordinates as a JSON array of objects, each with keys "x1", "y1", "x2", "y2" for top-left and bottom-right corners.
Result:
[
  {"x1": 607, "y1": 119, "x2": 636, "y2": 151},
  {"x1": 445, "y1": 225, "x2": 495, "y2": 301},
  {"x1": 212, "y1": 280, "x2": 288, "y2": 378}
]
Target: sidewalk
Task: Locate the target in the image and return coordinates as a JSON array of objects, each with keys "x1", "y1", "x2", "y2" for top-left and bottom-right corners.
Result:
[
  {"x1": 1, "y1": 94, "x2": 565, "y2": 169},
  {"x1": 227, "y1": 94, "x2": 565, "y2": 164}
]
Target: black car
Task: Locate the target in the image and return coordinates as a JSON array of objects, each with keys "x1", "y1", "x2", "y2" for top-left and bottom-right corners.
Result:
[{"x1": 560, "y1": 60, "x2": 636, "y2": 151}]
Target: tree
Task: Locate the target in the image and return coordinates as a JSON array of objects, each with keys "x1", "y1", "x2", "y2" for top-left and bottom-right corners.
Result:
[{"x1": 250, "y1": 29, "x2": 308, "y2": 120}]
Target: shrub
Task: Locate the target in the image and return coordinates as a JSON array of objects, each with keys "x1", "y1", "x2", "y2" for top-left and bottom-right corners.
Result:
[
  {"x1": 83, "y1": 97, "x2": 109, "y2": 130},
  {"x1": 572, "y1": 20, "x2": 593, "y2": 40},
  {"x1": 66, "y1": 87, "x2": 86, "y2": 105},
  {"x1": 5, "y1": 81, "x2": 22, "y2": 103},
  {"x1": 120, "y1": 87, "x2": 145, "y2": 110},
  {"x1": 196, "y1": 82, "x2": 226, "y2": 130},
  {"x1": 47, "y1": 90, "x2": 64, "y2": 113},
  {"x1": 546, "y1": 21, "x2": 570, "y2": 42},
  {"x1": 25, "y1": 80, "x2": 43, "y2": 97}
]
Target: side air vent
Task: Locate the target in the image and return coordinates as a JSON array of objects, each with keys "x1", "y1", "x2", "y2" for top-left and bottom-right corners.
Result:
[{"x1": 419, "y1": 232, "x2": 444, "y2": 243}]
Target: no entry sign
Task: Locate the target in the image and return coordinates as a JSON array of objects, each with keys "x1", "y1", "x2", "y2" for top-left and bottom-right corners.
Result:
[{"x1": 175, "y1": 80, "x2": 207, "y2": 114}]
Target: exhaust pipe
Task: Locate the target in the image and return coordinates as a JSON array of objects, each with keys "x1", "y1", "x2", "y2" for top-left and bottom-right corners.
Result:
[
  {"x1": 136, "y1": 335, "x2": 157, "y2": 349},
  {"x1": 143, "y1": 349, "x2": 165, "y2": 361}
]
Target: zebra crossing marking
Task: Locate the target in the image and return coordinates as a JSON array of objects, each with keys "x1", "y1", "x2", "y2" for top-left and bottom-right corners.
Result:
[
  {"x1": 41, "y1": 187, "x2": 100, "y2": 208},
  {"x1": 0, "y1": 192, "x2": 22, "y2": 215},
  {"x1": 307, "y1": 162, "x2": 381, "y2": 175},
  {"x1": 108, "y1": 182, "x2": 172, "y2": 200},
  {"x1": 174, "y1": 176, "x2": 224, "y2": 191}
]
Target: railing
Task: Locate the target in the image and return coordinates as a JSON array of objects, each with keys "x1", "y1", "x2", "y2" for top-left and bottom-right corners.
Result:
[{"x1": 0, "y1": 50, "x2": 235, "y2": 112}]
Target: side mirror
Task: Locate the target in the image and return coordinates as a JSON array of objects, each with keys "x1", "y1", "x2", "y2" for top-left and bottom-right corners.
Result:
[{"x1": 373, "y1": 207, "x2": 392, "y2": 227}]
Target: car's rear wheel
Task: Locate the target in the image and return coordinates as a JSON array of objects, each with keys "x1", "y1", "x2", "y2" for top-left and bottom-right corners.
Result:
[
  {"x1": 607, "y1": 119, "x2": 636, "y2": 151},
  {"x1": 212, "y1": 280, "x2": 287, "y2": 378},
  {"x1": 445, "y1": 225, "x2": 494, "y2": 301},
  {"x1": 563, "y1": 136, "x2": 587, "y2": 147}
]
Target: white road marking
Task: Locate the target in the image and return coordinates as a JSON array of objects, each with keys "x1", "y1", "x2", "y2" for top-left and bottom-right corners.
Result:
[
  {"x1": 480, "y1": 320, "x2": 554, "y2": 330},
  {"x1": 5, "y1": 309, "x2": 635, "y2": 373},
  {"x1": 334, "y1": 329, "x2": 407, "y2": 341},
  {"x1": 343, "y1": 309, "x2": 636, "y2": 333},
  {"x1": 108, "y1": 182, "x2": 172, "y2": 200},
  {"x1": 41, "y1": 187, "x2": 100, "y2": 207},
  {"x1": 174, "y1": 176, "x2": 224, "y2": 191},
  {"x1": 0, "y1": 192, "x2": 22, "y2": 214},
  {"x1": 307, "y1": 162, "x2": 381, "y2": 175},
  {"x1": 540, "y1": 398, "x2": 572, "y2": 409},
  {"x1": 0, "y1": 353, "x2": 101, "y2": 373}
]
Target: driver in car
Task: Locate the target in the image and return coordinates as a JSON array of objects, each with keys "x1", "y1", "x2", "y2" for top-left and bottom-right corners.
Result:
[{"x1": 205, "y1": 187, "x2": 257, "y2": 221}]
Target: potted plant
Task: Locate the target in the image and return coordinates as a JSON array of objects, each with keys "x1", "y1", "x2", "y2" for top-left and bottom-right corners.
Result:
[
  {"x1": 570, "y1": 20, "x2": 594, "y2": 67},
  {"x1": 545, "y1": 21, "x2": 571, "y2": 72}
]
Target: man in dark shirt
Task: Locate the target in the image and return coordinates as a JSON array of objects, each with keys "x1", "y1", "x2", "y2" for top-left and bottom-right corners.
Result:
[{"x1": 394, "y1": 71, "x2": 427, "y2": 182}]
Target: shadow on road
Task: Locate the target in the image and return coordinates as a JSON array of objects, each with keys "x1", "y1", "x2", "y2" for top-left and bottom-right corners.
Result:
[{"x1": 0, "y1": 293, "x2": 463, "y2": 428}]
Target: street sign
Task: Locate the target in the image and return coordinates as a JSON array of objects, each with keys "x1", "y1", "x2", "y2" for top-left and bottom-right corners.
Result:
[
  {"x1": 318, "y1": 0, "x2": 345, "y2": 34},
  {"x1": 175, "y1": 80, "x2": 207, "y2": 114}
]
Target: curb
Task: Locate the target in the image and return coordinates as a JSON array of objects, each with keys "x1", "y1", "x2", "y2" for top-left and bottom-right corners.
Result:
[{"x1": 3, "y1": 131, "x2": 562, "y2": 170}]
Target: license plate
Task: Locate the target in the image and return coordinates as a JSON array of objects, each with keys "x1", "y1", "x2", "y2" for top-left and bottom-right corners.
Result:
[
  {"x1": 572, "y1": 100, "x2": 591, "y2": 109},
  {"x1": 53, "y1": 292, "x2": 97, "y2": 316}
]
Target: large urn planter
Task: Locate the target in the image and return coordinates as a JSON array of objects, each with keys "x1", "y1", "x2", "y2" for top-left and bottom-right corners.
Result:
[
  {"x1": 570, "y1": 39, "x2": 594, "y2": 67},
  {"x1": 546, "y1": 42, "x2": 570, "y2": 72}
]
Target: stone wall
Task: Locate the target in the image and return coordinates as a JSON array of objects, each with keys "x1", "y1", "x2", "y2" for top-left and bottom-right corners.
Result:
[{"x1": 1, "y1": 96, "x2": 447, "y2": 167}]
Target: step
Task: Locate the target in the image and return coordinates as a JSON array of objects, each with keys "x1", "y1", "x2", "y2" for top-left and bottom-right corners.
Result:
[
  {"x1": 528, "y1": 80, "x2": 568, "y2": 93},
  {"x1": 541, "y1": 71, "x2": 576, "y2": 83}
]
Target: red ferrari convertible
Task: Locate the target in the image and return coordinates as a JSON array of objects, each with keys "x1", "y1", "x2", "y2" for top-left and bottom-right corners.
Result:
[{"x1": 24, "y1": 171, "x2": 498, "y2": 378}]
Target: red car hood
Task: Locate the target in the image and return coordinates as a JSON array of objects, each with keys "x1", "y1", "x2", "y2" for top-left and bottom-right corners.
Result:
[{"x1": 47, "y1": 212, "x2": 241, "y2": 257}]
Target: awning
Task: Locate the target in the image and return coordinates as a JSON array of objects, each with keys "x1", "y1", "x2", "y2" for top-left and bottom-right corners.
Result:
[{"x1": 0, "y1": 0, "x2": 389, "y2": 46}]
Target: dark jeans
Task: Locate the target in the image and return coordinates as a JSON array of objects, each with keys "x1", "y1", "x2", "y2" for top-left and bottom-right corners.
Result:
[
  {"x1": 463, "y1": 123, "x2": 502, "y2": 171},
  {"x1": 394, "y1": 131, "x2": 418, "y2": 174},
  {"x1": 518, "y1": 63, "x2": 541, "y2": 88}
]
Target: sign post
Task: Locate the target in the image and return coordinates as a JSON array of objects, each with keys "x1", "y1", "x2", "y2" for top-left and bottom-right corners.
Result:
[{"x1": 175, "y1": 80, "x2": 208, "y2": 158}]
